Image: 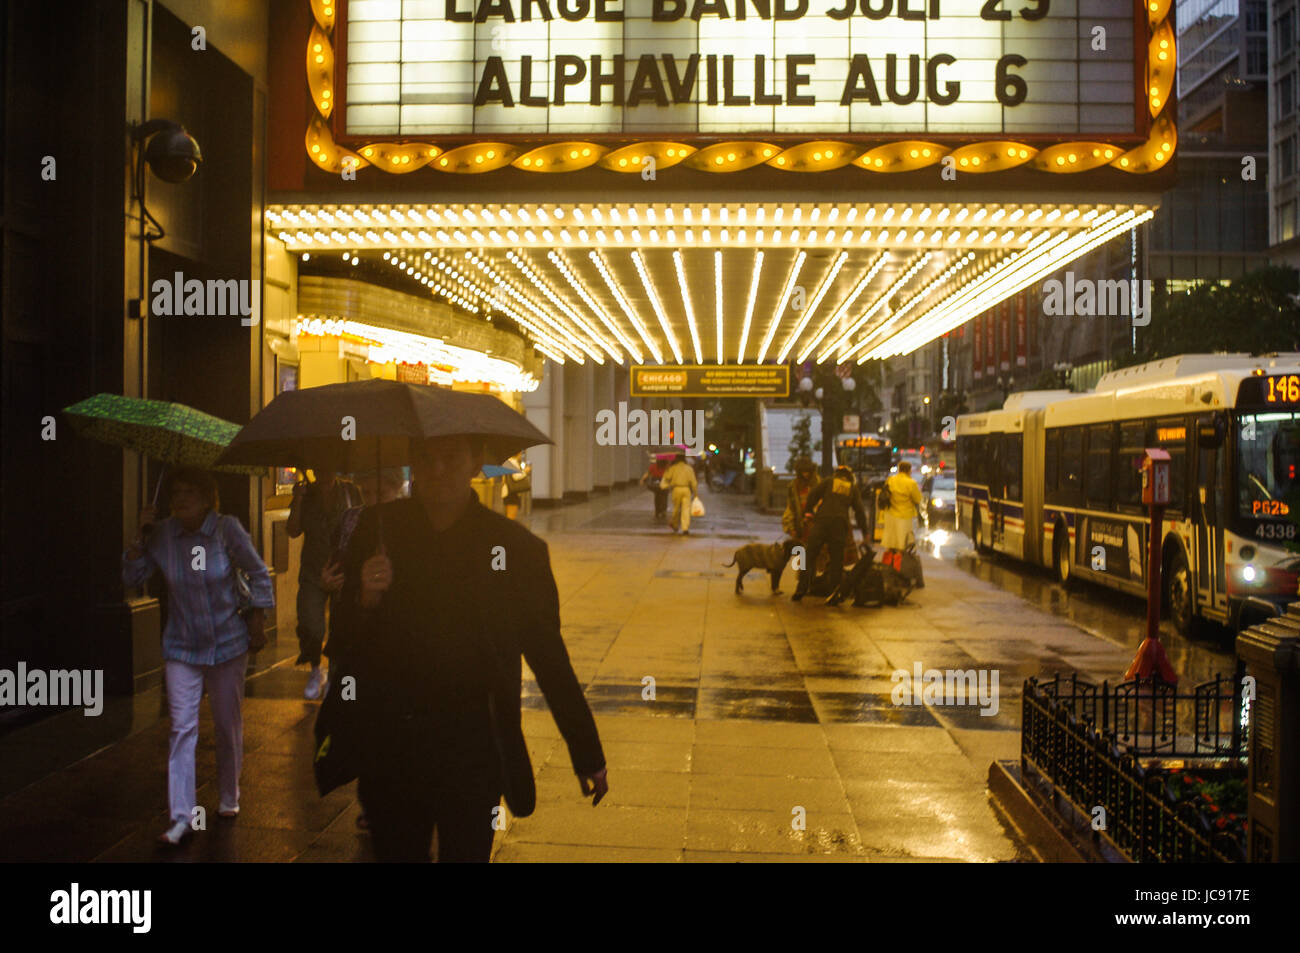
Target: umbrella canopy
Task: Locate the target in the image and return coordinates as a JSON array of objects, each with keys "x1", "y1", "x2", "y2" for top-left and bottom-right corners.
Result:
[
  {"x1": 63, "y1": 393, "x2": 265, "y2": 475},
  {"x1": 216, "y1": 378, "x2": 552, "y2": 470}
]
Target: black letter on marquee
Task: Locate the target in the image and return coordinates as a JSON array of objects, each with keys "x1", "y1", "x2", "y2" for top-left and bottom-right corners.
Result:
[
  {"x1": 653, "y1": 0, "x2": 687, "y2": 20},
  {"x1": 786, "y1": 54, "x2": 815, "y2": 105},
  {"x1": 926, "y1": 53, "x2": 959, "y2": 105},
  {"x1": 521, "y1": 0, "x2": 554, "y2": 19},
  {"x1": 446, "y1": 0, "x2": 474, "y2": 21},
  {"x1": 736, "y1": 0, "x2": 772, "y2": 19},
  {"x1": 826, "y1": 0, "x2": 856, "y2": 19},
  {"x1": 722, "y1": 56, "x2": 750, "y2": 105},
  {"x1": 554, "y1": 54, "x2": 586, "y2": 105},
  {"x1": 558, "y1": 0, "x2": 590, "y2": 20},
  {"x1": 840, "y1": 54, "x2": 882, "y2": 106},
  {"x1": 475, "y1": 57, "x2": 514, "y2": 106},
  {"x1": 692, "y1": 0, "x2": 731, "y2": 18},
  {"x1": 628, "y1": 54, "x2": 670, "y2": 106},
  {"x1": 755, "y1": 54, "x2": 781, "y2": 104},
  {"x1": 475, "y1": 0, "x2": 517, "y2": 21},
  {"x1": 594, "y1": 0, "x2": 625, "y2": 20},
  {"x1": 661, "y1": 54, "x2": 700, "y2": 101},
  {"x1": 591, "y1": 55, "x2": 626, "y2": 104},
  {"x1": 774, "y1": 0, "x2": 809, "y2": 19},
  {"x1": 861, "y1": 0, "x2": 891, "y2": 19},
  {"x1": 520, "y1": 55, "x2": 548, "y2": 106},
  {"x1": 706, "y1": 54, "x2": 718, "y2": 105},
  {"x1": 885, "y1": 54, "x2": 920, "y2": 105},
  {"x1": 897, "y1": 0, "x2": 924, "y2": 19}
]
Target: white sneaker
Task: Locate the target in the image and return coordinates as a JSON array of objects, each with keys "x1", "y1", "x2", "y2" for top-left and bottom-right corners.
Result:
[
  {"x1": 157, "y1": 819, "x2": 191, "y2": 846},
  {"x1": 304, "y1": 666, "x2": 328, "y2": 701}
]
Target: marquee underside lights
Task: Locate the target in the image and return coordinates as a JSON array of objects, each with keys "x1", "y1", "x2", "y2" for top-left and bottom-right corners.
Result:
[
  {"x1": 274, "y1": 199, "x2": 1155, "y2": 366},
  {"x1": 303, "y1": 1, "x2": 1176, "y2": 177}
]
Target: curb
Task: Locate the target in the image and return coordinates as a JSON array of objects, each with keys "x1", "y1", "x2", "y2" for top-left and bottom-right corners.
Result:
[{"x1": 987, "y1": 759, "x2": 1116, "y2": 863}]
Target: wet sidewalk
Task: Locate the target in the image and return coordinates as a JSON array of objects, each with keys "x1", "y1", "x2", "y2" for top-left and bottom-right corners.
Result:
[{"x1": 0, "y1": 486, "x2": 1141, "y2": 862}]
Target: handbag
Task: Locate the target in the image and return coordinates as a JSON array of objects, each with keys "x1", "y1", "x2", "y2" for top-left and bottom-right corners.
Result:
[
  {"x1": 216, "y1": 516, "x2": 263, "y2": 650},
  {"x1": 312, "y1": 661, "x2": 363, "y2": 796}
]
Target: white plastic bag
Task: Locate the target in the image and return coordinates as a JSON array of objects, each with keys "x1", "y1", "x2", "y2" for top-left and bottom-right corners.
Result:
[{"x1": 691, "y1": 497, "x2": 705, "y2": 518}]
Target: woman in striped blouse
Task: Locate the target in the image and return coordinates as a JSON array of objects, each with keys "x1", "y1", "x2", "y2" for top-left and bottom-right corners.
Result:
[{"x1": 122, "y1": 467, "x2": 275, "y2": 846}]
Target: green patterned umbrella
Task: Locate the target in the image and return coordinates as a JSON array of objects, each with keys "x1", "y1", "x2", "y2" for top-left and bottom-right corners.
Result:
[{"x1": 63, "y1": 393, "x2": 266, "y2": 476}]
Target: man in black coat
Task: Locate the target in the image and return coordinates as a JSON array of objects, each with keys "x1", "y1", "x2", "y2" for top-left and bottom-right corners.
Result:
[
  {"x1": 332, "y1": 434, "x2": 608, "y2": 862},
  {"x1": 791, "y1": 465, "x2": 870, "y2": 602}
]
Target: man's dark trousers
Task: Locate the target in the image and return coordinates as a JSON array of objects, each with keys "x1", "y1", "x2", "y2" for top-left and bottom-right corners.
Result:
[
  {"x1": 359, "y1": 771, "x2": 499, "y2": 863},
  {"x1": 358, "y1": 716, "x2": 502, "y2": 863},
  {"x1": 796, "y1": 518, "x2": 847, "y2": 597}
]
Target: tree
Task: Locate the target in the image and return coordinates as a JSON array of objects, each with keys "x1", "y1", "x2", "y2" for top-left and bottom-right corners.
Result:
[
  {"x1": 787, "y1": 413, "x2": 819, "y2": 472},
  {"x1": 1119, "y1": 266, "x2": 1300, "y2": 368}
]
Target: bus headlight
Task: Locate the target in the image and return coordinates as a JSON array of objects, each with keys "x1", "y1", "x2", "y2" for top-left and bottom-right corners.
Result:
[
  {"x1": 1242, "y1": 564, "x2": 1257, "y2": 583},
  {"x1": 933, "y1": 498, "x2": 945, "y2": 508}
]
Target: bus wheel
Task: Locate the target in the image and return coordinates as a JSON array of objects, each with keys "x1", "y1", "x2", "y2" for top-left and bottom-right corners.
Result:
[
  {"x1": 1164, "y1": 549, "x2": 1195, "y2": 639},
  {"x1": 1053, "y1": 530, "x2": 1072, "y2": 587},
  {"x1": 972, "y1": 513, "x2": 988, "y2": 554}
]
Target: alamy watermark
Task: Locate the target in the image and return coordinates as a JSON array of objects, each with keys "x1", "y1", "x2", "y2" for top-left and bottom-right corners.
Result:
[
  {"x1": 1042, "y1": 273, "x2": 1151, "y2": 326},
  {"x1": 891, "y1": 662, "x2": 1000, "y2": 717},
  {"x1": 150, "y1": 271, "x2": 259, "y2": 325},
  {"x1": 594, "y1": 401, "x2": 706, "y2": 456},
  {"x1": 0, "y1": 662, "x2": 104, "y2": 716}
]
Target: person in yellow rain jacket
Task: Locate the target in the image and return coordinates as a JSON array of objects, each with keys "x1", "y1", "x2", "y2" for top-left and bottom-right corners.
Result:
[
  {"x1": 660, "y1": 453, "x2": 698, "y2": 534},
  {"x1": 882, "y1": 461, "x2": 925, "y2": 587}
]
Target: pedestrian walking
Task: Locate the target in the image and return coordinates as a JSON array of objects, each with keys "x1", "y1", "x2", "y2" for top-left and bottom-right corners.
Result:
[
  {"x1": 287, "y1": 470, "x2": 362, "y2": 700},
  {"x1": 121, "y1": 467, "x2": 274, "y2": 845},
  {"x1": 331, "y1": 434, "x2": 608, "y2": 862},
  {"x1": 640, "y1": 457, "x2": 668, "y2": 519},
  {"x1": 782, "y1": 457, "x2": 818, "y2": 542},
  {"x1": 792, "y1": 465, "x2": 869, "y2": 602},
  {"x1": 881, "y1": 460, "x2": 926, "y2": 588},
  {"x1": 659, "y1": 452, "x2": 698, "y2": 534}
]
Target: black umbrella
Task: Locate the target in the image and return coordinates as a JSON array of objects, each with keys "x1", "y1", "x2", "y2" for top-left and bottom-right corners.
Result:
[{"x1": 215, "y1": 378, "x2": 552, "y2": 471}]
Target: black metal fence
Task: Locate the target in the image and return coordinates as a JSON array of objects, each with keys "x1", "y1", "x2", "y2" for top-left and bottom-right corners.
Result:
[{"x1": 1021, "y1": 671, "x2": 1248, "y2": 863}]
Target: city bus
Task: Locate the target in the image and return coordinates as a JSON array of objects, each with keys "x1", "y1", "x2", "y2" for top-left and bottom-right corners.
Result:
[
  {"x1": 957, "y1": 354, "x2": 1300, "y2": 636},
  {"x1": 836, "y1": 432, "x2": 893, "y2": 482}
]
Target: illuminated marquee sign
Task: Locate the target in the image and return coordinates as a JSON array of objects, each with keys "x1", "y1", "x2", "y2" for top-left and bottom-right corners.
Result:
[
  {"x1": 343, "y1": 0, "x2": 1135, "y2": 136},
  {"x1": 301, "y1": 0, "x2": 1175, "y2": 175},
  {"x1": 630, "y1": 363, "x2": 789, "y2": 395}
]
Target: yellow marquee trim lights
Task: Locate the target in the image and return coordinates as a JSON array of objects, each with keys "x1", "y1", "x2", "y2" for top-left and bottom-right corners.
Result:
[
  {"x1": 303, "y1": 2, "x2": 1175, "y2": 177},
  {"x1": 274, "y1": 198, "x2": 1154, "y2": 367}
]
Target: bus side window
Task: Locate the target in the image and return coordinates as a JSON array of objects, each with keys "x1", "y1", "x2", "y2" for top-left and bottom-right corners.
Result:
[
  {"x1": 1118, "y1": 421, "x2": 1146, "y2": 506},
  {"x1": 1085, "y1": 423, "x2": 1114, "y2": 506},
  {"x1": 1006, "y1": 433, "x2": 1023, "y2": 501},
  {"x1": 1061, "y1": 427, "x2": 1083, "y2": 497},
  {"x1": 1044, "y1": 430, "x2": 1060, "y2": 495}
]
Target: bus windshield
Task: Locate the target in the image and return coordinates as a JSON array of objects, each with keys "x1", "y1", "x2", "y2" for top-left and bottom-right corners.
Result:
[
  {"x1": 837, "y1": 436, "x2": 891, "y2": 473},
  {"x1": 1237, "y1": 412, "x2": 1300, "y2": 519}
]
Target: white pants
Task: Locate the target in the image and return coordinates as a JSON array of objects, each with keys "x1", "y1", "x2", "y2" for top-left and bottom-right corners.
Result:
[
  {"x1": 670, "y1": 486, "x2": 692, "y2": 532},
  {"x1": 882, "y1": 512, "x2": 917, "y2": 551},
  {"x1": 164, "y1": 653, "x2": 246, "y2": 824}
]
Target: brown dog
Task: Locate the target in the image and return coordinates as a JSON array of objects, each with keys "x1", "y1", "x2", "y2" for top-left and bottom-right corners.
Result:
[{"x1": 724, "y1": 538, "x2": 799, "y2": 594}]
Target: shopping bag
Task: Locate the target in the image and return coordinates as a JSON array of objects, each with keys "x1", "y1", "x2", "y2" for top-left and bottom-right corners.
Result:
[{"x1": 691, "y1": 497, "x2": 705, "y2": 517}]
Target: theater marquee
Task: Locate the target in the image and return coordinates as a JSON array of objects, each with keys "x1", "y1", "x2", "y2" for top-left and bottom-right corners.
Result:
[{"x1": 301, "y1": 0, "x2": 1174, "y2": 175}]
